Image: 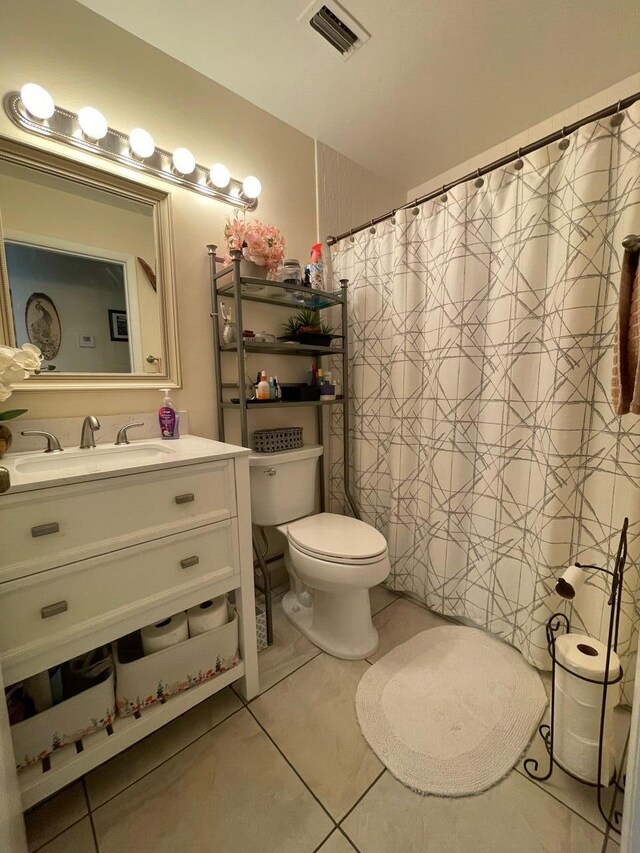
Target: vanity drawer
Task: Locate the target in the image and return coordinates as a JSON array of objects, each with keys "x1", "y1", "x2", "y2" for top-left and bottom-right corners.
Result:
[
  {"x1": 0, "y1": 460, "x2": 237, "y2": 581},
  {"x1": 0, "y1": 521, "x2": 239, "y2": 672}
]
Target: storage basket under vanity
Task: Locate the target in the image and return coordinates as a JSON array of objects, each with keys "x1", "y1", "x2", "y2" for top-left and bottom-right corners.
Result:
[
  {"x1": 252, "y1": 427, "x2": 303, "y2": 453},
  {"x1": 112, "y1": 604, "x2": 240, "y2": 717},
  {"x1": 8, "y1": 647, "x2": 116, "y2": 770}
]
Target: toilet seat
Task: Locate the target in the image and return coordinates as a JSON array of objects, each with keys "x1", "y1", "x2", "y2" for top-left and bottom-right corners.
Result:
[{"x1": 287, "y1": 512, "x2": 388, "y2": 564}]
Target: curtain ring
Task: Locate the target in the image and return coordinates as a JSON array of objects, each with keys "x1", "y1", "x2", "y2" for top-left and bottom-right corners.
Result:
[
  {"x1": 369, "y1": 219, "x2": 376, "y2": 235},
  {"x1": 440, "y1": 185, "x2": 448, "y2": 202},
  {"x1": 411, "y1": 200, "x2": 420, "y2": 216},
  {"x1": 474, "y1": 168, "x2": 484, "y2": 188},
  {"x1": 610, "y1": 100, "x2": 624, "y2": 127},
  {"x1": 558, "y1": 127, "x2": 570, "y2": 151},
  {"x1": 390, "y1": 209, "x2": 397, "y2": 225},
  {"x1": 514, "y1": 148, "x2": 524, "y2": 170}
]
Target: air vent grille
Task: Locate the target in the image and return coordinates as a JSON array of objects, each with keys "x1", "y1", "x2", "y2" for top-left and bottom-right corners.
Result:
[{"x1": 309, "y1": 5, "x2": 359, "y2": 54}]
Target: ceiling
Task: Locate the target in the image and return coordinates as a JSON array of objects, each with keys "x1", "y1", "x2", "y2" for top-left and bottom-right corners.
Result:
[{"x1": 76, "y1": 0, "x2": 640, "y2": 190}]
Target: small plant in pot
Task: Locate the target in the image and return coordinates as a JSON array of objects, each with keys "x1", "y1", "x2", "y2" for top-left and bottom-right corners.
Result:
[{"x1": 279, "y1": 308, "x2": 338, "y2": 347}]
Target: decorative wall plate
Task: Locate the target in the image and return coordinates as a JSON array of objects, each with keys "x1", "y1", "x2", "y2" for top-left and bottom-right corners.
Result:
[{"x1": 25, "y1": 292, "x2": 61, "y2": 360}]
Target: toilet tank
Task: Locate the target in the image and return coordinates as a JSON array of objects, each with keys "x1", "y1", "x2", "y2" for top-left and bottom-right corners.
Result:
[{"x1": 248, "y1": 445, "x2": 323, "y2": 526}]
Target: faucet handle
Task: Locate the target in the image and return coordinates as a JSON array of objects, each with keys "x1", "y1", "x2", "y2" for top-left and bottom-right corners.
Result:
[
  {"x1": 21, "y1": 430, "x2": 64, "y2": 453},
  {"x1": 115, "y1": 422, "x2": 144, "y2": 446}
]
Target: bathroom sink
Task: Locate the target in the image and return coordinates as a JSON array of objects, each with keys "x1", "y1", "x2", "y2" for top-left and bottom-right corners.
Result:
[
  {"x1": 3, "y1": 434, "x2": 249, "y2": 494},
  {"x1": 13, "y1": 442, "x2": 175, "y2": 474}
]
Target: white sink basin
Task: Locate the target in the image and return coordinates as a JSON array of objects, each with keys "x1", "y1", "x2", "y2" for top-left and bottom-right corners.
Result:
[
  {"x1": 3, "y1": 434, "x2": 249, "y2": 494},
  {"x1": 13, "y1": 442, "x2": 175, "y2": 474}
]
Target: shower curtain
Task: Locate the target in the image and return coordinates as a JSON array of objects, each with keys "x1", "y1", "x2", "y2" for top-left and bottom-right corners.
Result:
[{"x1": 330, "y1": 101, "x2": 640, "y2": 699}]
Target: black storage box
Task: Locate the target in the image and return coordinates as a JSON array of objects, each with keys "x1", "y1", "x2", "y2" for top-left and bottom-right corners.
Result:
[{"x1": 280, "y1": 383, "x2": 321, "y2": 402}]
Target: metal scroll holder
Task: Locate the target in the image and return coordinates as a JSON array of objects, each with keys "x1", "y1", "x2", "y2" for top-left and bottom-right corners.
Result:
[{"x1": 524, "y1": 517, "x2": 629, "y2": 833}]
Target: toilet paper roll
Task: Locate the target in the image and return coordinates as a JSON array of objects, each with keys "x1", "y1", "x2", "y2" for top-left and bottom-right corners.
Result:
[
  {"x1": 187, "y1": 596, "x2": 228, "y2": 637},
  {"x1": 553, "y1": 633, "x2": 621, "y2": 784},
  {"x1": 555, "y1": 564, "x2": 588, "y2": 600},
  {"x1": 555, "y1": 632, "x2": 621, "y2": 682},
  {"x1": 141, "y1": 611, "x2": 188, "y2": 656}
]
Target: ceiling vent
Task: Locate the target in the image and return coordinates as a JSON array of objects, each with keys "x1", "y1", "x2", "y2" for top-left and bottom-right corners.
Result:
[{"x1": 299, "y1": 1, "x2": 370, "y2": 60}]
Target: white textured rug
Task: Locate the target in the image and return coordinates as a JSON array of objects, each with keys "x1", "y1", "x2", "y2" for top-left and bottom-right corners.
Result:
[{"x1": 356, "y1": 625, "x2": 547, "y2": 796}]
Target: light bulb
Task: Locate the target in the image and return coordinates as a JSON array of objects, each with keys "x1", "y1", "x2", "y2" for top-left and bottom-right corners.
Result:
[
  {"x1": 78, "y1": 106, "x2": 108, "y2": 141},
  {"x1": 20, "y1": 83, "x2": 55, "y2": 120},
  {"x1": 129, "y1": 127, "x2": 155, "y2": 159},
  {"x1": 242, "y1": 175, "x2": 262, "y2": 199},
  {"x1": 209, "y1": 163, "x2": 230, "y2": 188},
  {"x1": 172, "y1": 147, "x2": 196, "y2": 175}
]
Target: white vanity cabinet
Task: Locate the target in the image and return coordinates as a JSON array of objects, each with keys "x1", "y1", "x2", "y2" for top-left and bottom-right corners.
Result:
[{"x1": 0, "y1": 436, "x2": 258, "y2": 811}]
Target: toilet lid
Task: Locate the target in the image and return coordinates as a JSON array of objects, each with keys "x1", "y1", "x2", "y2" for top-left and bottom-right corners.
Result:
[{"x1": 287, "y1": 513, "x2": 388, "y2": 561}]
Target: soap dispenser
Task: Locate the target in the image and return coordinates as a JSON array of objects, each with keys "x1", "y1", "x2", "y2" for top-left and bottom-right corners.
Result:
[{"x1": 158, "y1": 388, "x2": 180, "y2": 439}]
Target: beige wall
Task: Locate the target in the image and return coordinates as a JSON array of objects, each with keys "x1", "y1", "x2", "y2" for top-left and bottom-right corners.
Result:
[
  {"x1": 0, "y1": 0, "x2": 317, "y2": 444},
  {"x1": 316, "y1": 140, "x2": 405, "y2": 244},
  {"x1": 407, "y1": 71, "x2": 640, "y2": 200}
]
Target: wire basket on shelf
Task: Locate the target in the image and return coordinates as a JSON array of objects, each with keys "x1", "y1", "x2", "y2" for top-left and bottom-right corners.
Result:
[{"x1": 252, "y1": 427, "x2": 303, "y2": 453}]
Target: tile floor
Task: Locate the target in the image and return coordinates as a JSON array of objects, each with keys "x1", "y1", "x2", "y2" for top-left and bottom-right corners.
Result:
[{"x1": 24, "y1": 585, "x2": 626, "y2": 853}]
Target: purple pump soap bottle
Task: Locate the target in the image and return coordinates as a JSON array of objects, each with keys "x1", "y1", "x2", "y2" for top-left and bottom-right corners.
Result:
[{"x1": 158, "y1": 388, "x2": 180, "y2": 440}]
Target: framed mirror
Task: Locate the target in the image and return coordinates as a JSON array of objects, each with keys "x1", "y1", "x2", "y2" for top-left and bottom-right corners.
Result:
[{"x1": 0, "y1": 137, "x2": 180, "y2": 389}]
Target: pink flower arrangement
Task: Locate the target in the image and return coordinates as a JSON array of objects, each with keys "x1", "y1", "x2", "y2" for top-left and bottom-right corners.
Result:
[{"x1": 223, "y1": 215, "x2": 285, "y2": 273}]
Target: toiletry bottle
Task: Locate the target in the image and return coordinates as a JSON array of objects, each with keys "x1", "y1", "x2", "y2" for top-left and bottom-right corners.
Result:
[
  {"x1": 274, "y1": 375, "x2": 282, "y2": 400},
  {"x1": 307, "y1": 362, "x2": 318, "y2": 387},
  {"x1": 268, "y1": 376, "x2": 276, "y2": 400},
  {"x1": 158, "y1": 388, "x2": 180, "y2": 439},
  {"x1": 317, "y1": 368, "x2": 324, "y2": 387},
  {"x1": 309, "y1": 243, "x2": 324, "y2": 290},
  {"x1": 257, "y1": 371, "x2": 270, "y2": 400}
]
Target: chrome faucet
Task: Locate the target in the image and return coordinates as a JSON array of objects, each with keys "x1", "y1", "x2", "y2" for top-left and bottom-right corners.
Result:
[
  {"x1": 21, "y1": 430, "x2": 64, "y2": 453},
  {"x1": 79, "y1": 415, "x2": 101, "y2": 449}
]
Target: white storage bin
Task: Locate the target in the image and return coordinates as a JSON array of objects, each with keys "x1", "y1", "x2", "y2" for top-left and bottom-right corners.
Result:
[
  {"x1": 114, "y1": 605, "x2": 240, "y2": 717},
  {"x1": 256, "y1": 602, "x2": 267, "y2": 652},
  {"x1": 11, "y1": 669, "x2": 115, "y2": 770}
]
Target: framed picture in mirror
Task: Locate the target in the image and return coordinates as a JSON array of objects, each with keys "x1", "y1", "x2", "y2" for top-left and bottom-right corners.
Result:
[{"x1": 108, "y1": 310, "x2": 128, "y2": 343}]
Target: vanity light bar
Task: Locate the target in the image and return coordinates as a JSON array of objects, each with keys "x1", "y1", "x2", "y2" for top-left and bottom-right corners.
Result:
[{"x1": 4, "y1": 87, "x2": 261, "y2": 210}]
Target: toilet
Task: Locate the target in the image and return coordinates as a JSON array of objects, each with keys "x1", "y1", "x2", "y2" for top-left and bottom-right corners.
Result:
[{"x1": 249, "y1": 445, "x2": 390, "y2": 660}]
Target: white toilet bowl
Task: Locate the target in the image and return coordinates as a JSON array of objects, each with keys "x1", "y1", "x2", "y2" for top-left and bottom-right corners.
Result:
[
  {"x1": 248, "y1": 446, "x2": 391, "y2": 660},
  {"x1": 277, "y1": 513, "x2": 390, "y2": 660}
]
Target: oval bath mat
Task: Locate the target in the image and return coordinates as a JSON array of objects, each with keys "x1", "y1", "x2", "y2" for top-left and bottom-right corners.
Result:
[{"x1": 356, "y1": 625, "x2": 547, "y2": 796}]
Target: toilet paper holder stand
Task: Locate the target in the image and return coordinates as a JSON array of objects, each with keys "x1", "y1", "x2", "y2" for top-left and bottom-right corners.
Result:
[{"x1": 523, "y1": 517, "x2": 628, "y2": 835}]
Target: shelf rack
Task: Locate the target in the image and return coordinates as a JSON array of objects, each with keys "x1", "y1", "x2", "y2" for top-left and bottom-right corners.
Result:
[{"x1": 207, "y1": 246, "x2": 359, "y2": 646}]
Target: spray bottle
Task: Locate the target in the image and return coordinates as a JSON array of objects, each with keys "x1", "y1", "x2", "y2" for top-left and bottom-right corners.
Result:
[{"x1": 309, "y1": 243, "x2": 324, "y2": 290}]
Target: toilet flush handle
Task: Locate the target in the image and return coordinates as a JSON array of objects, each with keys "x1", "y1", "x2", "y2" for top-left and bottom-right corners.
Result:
[{"x1": 265, "y1": 467, "x2": 277, "y2": 476}]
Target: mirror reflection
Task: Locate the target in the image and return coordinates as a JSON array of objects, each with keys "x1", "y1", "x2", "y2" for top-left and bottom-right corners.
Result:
[{"x1": 0, "y1": 160, "x2": 162, "y2": 374}]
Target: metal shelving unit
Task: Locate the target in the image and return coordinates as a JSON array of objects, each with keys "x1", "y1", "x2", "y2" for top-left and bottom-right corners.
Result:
[{"x1": 207, "y1": 245, "x2": 359, "y2": 645}]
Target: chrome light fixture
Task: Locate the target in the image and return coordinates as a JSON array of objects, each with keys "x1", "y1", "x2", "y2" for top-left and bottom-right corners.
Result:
[{"x1": 5, "y1": 84, "x2": 260, "y2": 211}]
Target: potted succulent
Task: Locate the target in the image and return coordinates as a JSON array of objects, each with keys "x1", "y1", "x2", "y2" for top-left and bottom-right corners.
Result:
[
  {"x1": 223, "y1": 215, "x2": 285, "y2": 280},
  {"x1": 279, "y1": 308, "x2": 338, "y2": 347},
  {"x1": 0, "y1": 343, "x2": 43, "y2": 458}
]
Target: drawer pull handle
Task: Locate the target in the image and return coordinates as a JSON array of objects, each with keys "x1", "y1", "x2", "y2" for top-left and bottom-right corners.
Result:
[
  {"x1": 41, "y1": 600, "x2": 68, "y2": 619},
  {"x1": 175, "y1": 493, "x2": 195, "y2": 505},
  {"x1": 180, "y1": 555, "x2": 200, "y2": 569},
  {"x1": 31, "y1": 522, "x2": 60, "y2": 538}
]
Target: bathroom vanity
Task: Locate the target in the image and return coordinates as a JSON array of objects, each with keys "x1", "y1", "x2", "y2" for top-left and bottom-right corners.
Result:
[{"x1": 0, "y1": 434, "x2": 258, "y2": 809}]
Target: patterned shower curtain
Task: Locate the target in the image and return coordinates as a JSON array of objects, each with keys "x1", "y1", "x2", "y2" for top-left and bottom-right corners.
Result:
[{"x1": 330, "y1": 102, "x2": 640, "y2": 699}]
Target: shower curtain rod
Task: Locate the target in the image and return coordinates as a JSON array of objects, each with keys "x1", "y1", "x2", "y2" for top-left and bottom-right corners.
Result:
[{"x1": 326, "y1": 90, "x2": 640, "y2": 246}]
